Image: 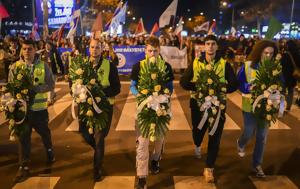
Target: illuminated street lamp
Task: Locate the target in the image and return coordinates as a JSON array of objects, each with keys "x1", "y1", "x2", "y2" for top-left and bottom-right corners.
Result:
[
  {"x1": 127, "y1": 11, "x2": 131, "y2": 15},
  {"x1": 200, "y1": 12, "x2": 204, "y2": 16},
  {"x1": 222, "y1": 1, "x2": 228, "y2": 7},
  {"x1": 188, "y1": 17, "x2": 192, "y2": 21},
  {"x1": 132, "y1": 17, "x2": 136, "y2": 21}
]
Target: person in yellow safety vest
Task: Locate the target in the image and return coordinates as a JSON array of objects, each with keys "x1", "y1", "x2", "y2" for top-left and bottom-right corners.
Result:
[
  {"x1": 180, "y1": 35, "x2": 238, "y2": 183},
  {"x1": 9, "y1": 40, "x2": 55, "y2": 183},
  {"x1": 130, "y1": 36, "x2": 174, "y2": 189},
  {"x1": 78, "y1": 38, "x2": 121, "y2": 182},
  {"x1": 236, "y1": 40, "x2": 279, "y2": 178}
]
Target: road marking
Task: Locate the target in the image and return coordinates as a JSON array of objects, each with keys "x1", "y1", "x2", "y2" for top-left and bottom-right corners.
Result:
[
  {"x1": 173, "y1": 176, "x2": 217, "y2": 189},
  {"x1": 116, "y1": 91, "x2": 190, "y2": 131},
  {"x1": 65, "y1": 119, "x2": 79, "y2": 131},
  {"x1": 13, "y1": 177, "x2": 60, "y2": 189},
  {"x1": 250, "y1": 176, "x2": 298, "y2": 189},
  {"x1": 49, "y1": 93, "x2": 72, "y2": 123},
  {"x1": 94, "y1": 176, "x2": 135, "y2": 189}
]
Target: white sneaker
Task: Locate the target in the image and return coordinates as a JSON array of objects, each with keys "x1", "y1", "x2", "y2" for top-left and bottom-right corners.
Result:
[
  {"x1": 203, "y1": 168, "x2": 214, "y2": 183},
  {"x1": 194, "y1": 146, "x2": 201, "y2": 159},
  {"x1": 237, "y1": 139, "x2": 245, "y2": 157}
]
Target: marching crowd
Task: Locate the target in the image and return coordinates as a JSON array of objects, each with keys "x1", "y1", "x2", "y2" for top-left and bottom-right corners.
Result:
[{"x1": 1, "y1": 32, "x2": 300, "y2": 189}]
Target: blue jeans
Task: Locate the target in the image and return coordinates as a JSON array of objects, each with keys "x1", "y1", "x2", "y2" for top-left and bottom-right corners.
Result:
[{"x1": 238, "y1": 111, "x2": 269, "y2": 168}]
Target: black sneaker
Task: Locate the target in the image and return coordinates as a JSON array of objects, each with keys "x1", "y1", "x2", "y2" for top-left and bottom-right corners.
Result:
[
  {"x1": 253, "y1": 165, "x2": 266, "y2": 178},
  {"x1": 150, "y1": 160, "x2": 160, "y2": 174},
  {"x1": 93, "y1": 168, "x2": 103, "y2": 182},
  {"x1": 14, "y1": 166, "x2": 30, "y2": 183},
  {"x1": 135, "y1": 177, "x2": 146, "y2": 189},
  {"x1": 47, "y1": 149, "x2": 56, "y2": 163}
]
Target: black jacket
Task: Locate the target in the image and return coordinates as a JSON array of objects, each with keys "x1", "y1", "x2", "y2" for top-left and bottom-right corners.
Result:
[
  {"x1": 180, "y1": 54, "x2": 239, "y2": 109},
  {"x1": 48, "y1": 49, "x2": 64, "y2": 75}
]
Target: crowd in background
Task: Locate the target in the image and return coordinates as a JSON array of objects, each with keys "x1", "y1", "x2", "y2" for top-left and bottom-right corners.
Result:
[{"x1": 1, "y1": 33, "x2": 300, "y2": 107}]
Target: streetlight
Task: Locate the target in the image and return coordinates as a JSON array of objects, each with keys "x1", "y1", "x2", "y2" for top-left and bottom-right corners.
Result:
[
  {"x1": 220, "y1": 0, "x2": 235, "y2": 28},
  {"x1": 200, "y1": 12, "x2": 204, "y2": 16},
  {"x1": 132, "y1": 17, "x2": 136, "y2": 21},
  {"x1": 188, "y1": 17, "x2": 192, "y2": 21},
  {"x1": 290, "y1": 0, "x2": 295, "y2": 37},
  {"x1": 127, "y1": 11, "x2": 131, "y2": 15}
]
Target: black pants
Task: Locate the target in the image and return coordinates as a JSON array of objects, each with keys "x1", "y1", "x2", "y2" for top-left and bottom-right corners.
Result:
[
  {"x1": 19, "y1": 109, "x2": 53, "y2": 165},
  {"x1": 79, "y1": 105, "x2": 113, "y2": 169},
  {"x1": 191, "y1": 106, "x2": 225, "y2": 168}
]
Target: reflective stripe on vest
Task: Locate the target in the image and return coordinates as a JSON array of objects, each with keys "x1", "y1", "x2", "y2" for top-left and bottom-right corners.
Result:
[
  {"x1": 242, "y1": 61, "x2": 257, "y2": 112},
  {"x1": 31, "y1": 62, "x2": 48, "y2": 111},
  {"x1": 97, "y1": 59, "x2": 110, "y2": 88},
  {"x1": 191, "y1": 58, "x2": 226, "y2": 98}
]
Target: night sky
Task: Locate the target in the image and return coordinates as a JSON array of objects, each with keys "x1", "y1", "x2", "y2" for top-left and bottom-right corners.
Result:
[{"x1": 1, "y1": 0, "x2": 299, "y2": 33}]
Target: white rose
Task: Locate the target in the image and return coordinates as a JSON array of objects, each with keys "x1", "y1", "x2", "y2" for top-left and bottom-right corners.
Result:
[
  {"x1": 207, "y1": 78, "x2": 213, "y2": 85},
  {"x1": 88, "y1": 127, "x2": 94, "y2": 134},
  {"x1": 198, "y1": 93, "x2": 203, "y2": 98},
  {"x1": 151, "y1": 73, "x2": 157, "y2": 80},
  {"x1": 17, "y1": 74, "x2": 23, "y2": 80},
  {"x1": 90, "y1": 79, "x2": 96, "y2": 85},
  {"x1": 212, "y1": 107, "x2": 217, "y2": 115},
  {"x1": 164, "y1": 88, "x2": 170, "y2": 94},
  {"x1": 270, "y1": 85, "x2": 278, "y2": 90},
  {"x1": 95, "y1": 97, "x2": 101, "y2": 103},
  {"x1": 266, "y1": 114, "x2": 272, "y2": 121},
  {"x1": 86, "y1": 110, "x2": 93, "y2": 117},
  {"x1": 220, "y1": 104, "x2": 226, "y2": 110},
  {"x1": 153, "y1": 92, "x2": 158, "y2": 96},
  {"x1": 261, "y1": 84, "x2": 266, "y2": 90},
  {"x1": 205, "y1": 64, "x2": 212, "y2": 71},
  {"x1": 75, "y1": 68, "x2": 84, "y2": 75},
  {"x1": 79, "y1": 93, "x2": 87, "y2": 102},
  {"x1": 9, "y1": 119, "x2": 15, "y2": 126},
  {"x1": 87, "y1": 98, "x2": 93, "y2": 105},
  {"x1": 221, "y1": 87, "x2": 227, "y2": 92},
  {"x1": 272, "y1": 70, "x2": 280, "y2": 76}
]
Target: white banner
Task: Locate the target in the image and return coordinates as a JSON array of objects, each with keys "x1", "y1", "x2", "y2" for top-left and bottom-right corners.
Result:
[{"x1": 160, "y1": 46, "x2": 188, "y2": 69}]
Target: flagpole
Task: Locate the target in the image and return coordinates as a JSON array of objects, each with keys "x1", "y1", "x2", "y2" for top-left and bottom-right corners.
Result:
[{"x1": 289, "y1": 0, "x2": 295, "y2": 38}]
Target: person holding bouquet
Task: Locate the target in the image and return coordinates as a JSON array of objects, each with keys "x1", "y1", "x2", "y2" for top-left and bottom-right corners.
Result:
[
  {"x1": 8, "y1": 40, "x2": 55, "y2": 183},
  {"x1": 236, "y1": 40, "x2": 283, "y2": 178},
  {"x1": 69, "y1": 38, "x2": 121, "y2": 182},
  {"x1": 130, "y1": 36, "x2": 174, "y2": 189},
  {"x1": 180, "y1": 35, "x2": 238, "y2": 183}
]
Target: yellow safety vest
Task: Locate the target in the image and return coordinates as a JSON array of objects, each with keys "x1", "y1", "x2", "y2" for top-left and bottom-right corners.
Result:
[
  {"x1": 31, "y1": 61, "x2": 48, "y2": 111},
  {"x1": 191, "y1": 57, "x2": 226, "y2": 98},
  {"x1": 242, "y1": 61, "x2": 257, "y2": 112},
  {"x1": 97, "y1": 58, "x2": 115, "y2": 105}
]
